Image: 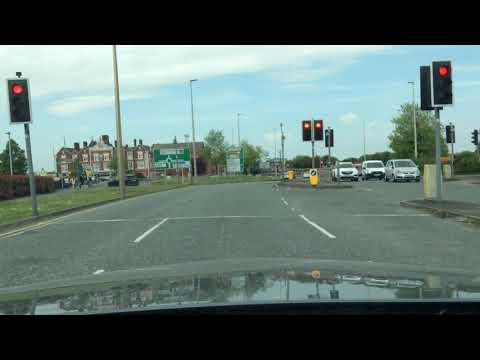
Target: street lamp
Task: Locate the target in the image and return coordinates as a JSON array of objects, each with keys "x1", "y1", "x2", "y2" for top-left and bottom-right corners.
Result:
[
  {"x1": 408, "y1": 81, "x2": 418, "y2": 159},
  {"x1": 5, "y1": 132, "x2": 13, "y2": 175},
  {"x1": 237, "y1": 113, "x2": 245, "y2": 174},
  {"x1": 189, "y1": 79, "x2": 198, "y2": 182},
  {"x1": 185, "y1": 134, "x2": 190, "y2": 181}
]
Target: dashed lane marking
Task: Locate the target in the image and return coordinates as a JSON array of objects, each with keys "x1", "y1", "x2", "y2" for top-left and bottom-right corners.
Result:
[
  {"x1": 298, "y1": 214, "x2": 336, "y2": 239},
  {"x1": 169, "y1": 216, "x2": 273, "y2": 220},
  {"x1": 281, "y1": 198, "x2": 289, "y2": 206},
  {"x1": 93, "y1": 269, "x2": 105, "y2": 275},
  {"x1": 133, "y1": 218, "x2": 169, "y2": 243},
  {"x1": 352, "y1": 214, "x2": 429, "y2": 217}
]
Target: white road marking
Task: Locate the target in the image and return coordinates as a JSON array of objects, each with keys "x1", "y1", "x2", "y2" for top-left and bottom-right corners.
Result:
[
  {"x1": 169, "y1": 216, "x2": 272, "y2": 220},
  {"x1": 67, "y1": 219, "x2": 145, "y2": 223},
  {"x1": 352, "y1": 214, "x2": 429, "y2": 217},
  {"x1": 93, "y1": 269, "x2": 104, "y2": 275},
  {"x1": 281, "y1": 198, "x2": 289, "y2": 206},
  {"x1": 291, "y1": 208, "x2": 296, "y2": 212},
  {"x1": 133, "y1": 218, "x2": 169, "y2": 243},
  {"x1": 298, "y1": 214, "x2": 336, "y2": 239},
  {"x1": 359, "y1": 188, "x2": 373, "y2": 192}
]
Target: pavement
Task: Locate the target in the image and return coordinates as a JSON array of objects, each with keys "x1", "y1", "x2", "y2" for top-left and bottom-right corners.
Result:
[{"x1": 1, "y1": 179, "x2": 480, "y2": 288}]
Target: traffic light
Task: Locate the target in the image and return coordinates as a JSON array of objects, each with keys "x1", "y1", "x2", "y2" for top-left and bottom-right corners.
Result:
[
  {"x1": 313, "y1": 120, "x2": 323, "y2": 141},
  {"x1": 446, "y1": 125, "x2": 455, "y2": 144},
  {"x1": 472, "y1": 130, "x2": 478, "y2": 146},
  {"x1": 420, "y1": 66, "x2": 434, "y2": 111},
  {"x1": 302, "y1": 120, "x2": 312, "y2": 141},
  {"x1": 431, "y1": 61, "x2": 453, "y2": 106},
  {"x1": 325, "y1": 128, "x2": 334, "y2": 147},
  {"x1": 7, "y1": 78, "x2": 32, "y2": 124}
]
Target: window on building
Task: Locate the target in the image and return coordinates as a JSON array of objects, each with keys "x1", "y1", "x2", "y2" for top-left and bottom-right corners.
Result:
[
  {"x1": 103, "y1": 153, "x2": 110, "y2": 162},
  {"x1": 127, "y1": 152, "x2": 133, "y2": 160},
  {"x1": 137, "y1": 160, "x2": 145, "y2": 169},
  {"x1": 128, "y1": 161, "x2": 133, "y2": 170},
  {"x1": 83, "y1": 154, "x2": 89, "y2": 162},
  {"x1": 61, "y1": 164, "x2": 68, "y2": 172},
  {"x1": 94, "y1": 153, "x2": 102, "y2": 162},
  {"x1": 61, "y1": 153, "x2": 66, "y2": 159},
  {"x1": 72, "y1": 154, "x2": 77, "y2": 160},
  {"x1": 137, "y1": 151, "x2": 144, "y2": 160}
]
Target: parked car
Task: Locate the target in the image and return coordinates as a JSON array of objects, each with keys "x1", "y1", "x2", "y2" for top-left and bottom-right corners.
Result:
[
  {"x1": 385, "y1": 159, "x2": 420, "y2": 182},
  {"x1": 331, "y1": 162, "x2": 359, "y2": 182},
  {"x1": 108, "y1": 175, "x2": 140, "y2": 187},
  {"x1": 361, "y1": 160, "x2": 385, "y2": 180}
]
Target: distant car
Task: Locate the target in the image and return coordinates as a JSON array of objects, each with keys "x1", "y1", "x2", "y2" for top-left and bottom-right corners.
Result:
[
  {"x1": 385, "y1": 159, "x2": 420, "y2": 182},
  {"x1": 331, "y1": 162, "x2": 359, "y2": 182},
  {"x1": 362, "y1": 160, "x2": 385, "y2": 180},
  {"x1": 108, "y1": 175, "x2": 139, "y2": 187}
]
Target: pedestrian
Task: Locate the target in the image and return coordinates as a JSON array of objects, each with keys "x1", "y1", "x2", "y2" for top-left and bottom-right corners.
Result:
[{"x1": 71, "y1": 176, "x2": 76, "y2": 190}]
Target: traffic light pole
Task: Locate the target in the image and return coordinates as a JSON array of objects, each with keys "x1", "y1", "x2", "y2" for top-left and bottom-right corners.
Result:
[
  {"x1": 450, "y1": 125, "x2": 454, "y2": 176},
  {"x1": 311, "y1": 119, "x2": 315, "y2": 169},
  {"x1": 327, "y1": 127, "x2": 331, "y2": 166},
  {"x1": 434, "y1": 108, "x2": 442, "y2": 201},
  {"x1": 24, "y1": 123, "x2": 38, "y2": 217},
  {"x1": 280, "y1": 122, "x2": 285, "y2": 180}
]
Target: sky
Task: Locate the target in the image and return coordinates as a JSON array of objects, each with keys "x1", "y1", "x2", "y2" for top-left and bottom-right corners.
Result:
[{"x1": 0, "y1": 45, "x2": 478, "y2": 171}]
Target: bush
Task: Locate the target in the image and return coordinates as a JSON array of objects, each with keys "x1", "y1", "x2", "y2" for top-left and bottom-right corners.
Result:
[
  {"x1": 0, "y1": 175, "x2": 55, "y2": 200},
  {"x1": 453, "y1": 151, "x2": 480, "y2": 174}
]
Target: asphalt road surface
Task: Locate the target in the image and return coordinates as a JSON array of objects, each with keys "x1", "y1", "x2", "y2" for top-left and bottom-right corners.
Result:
[{"x1": 1, "y1": 179, "x2": 480, "y2": 288}]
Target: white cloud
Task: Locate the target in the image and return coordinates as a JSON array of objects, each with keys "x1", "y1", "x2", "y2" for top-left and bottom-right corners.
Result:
[
  {"x1": 0, "y1": 45, "x2": 391, "y2": 99},
  {"x1": 339, "y1": 112, "x2": 358, "y2": 124},
  {"x1": 47, "y1": 92, "x2": 150, "y2": 116}
]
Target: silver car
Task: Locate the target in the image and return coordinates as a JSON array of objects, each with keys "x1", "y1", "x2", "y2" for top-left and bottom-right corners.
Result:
[{"x1": 385, "y1": 159, "x2": 420, "y2": 182}]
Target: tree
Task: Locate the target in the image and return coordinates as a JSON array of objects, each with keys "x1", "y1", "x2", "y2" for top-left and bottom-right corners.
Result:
[
  {"x1": 389, "y1": 103, "x2": 448, "y2": 168},
  {"x1": 109, "y1": 151, "x2": 127, "y2": 176},
  {"x1": 240, "y1": 140, "x2": 268, "y2": 174},
  {"x1": 202, "y1": 129, "x2": 228, "y2": 175},
  {"x1": 342, "y1": 157, "x2": 359, "y2": 163},
  {"x1": 0, "y1": 139, "x2": 27, "y2": 175}
]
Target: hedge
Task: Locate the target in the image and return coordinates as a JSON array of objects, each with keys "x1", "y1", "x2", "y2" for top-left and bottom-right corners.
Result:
[{"x1": 0, "y1": 175, "x2": 55, "y2": 200}]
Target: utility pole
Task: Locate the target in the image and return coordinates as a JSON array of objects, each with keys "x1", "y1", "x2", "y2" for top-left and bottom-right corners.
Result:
[
  {"x1": 6, "y1": 132, "x2": 13, "y2": 175},
  {"x1": 409, "y1": 81, "x2": 418, "y2": 159},
  {"x1": 112, "y1": 45, "x2": 126, "y2": 199},
  {"x1": 280, "y1": 122, "x2": 285, "y2": 177},
  {"x1": 189, "y1": 79, "x2": 198, "y2": 180}
]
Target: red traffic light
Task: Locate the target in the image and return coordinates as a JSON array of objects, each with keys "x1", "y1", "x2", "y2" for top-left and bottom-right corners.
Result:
[
  {"x1": 12, "y1": 84, "x2": 24, "y2": 95},
  {"x1": 439, "y1": 66, "x2": 449, "y2": 77},
  {"x1": 304, "y1": 122, "x2": 311, "y2": 129},
  {"x1": 315, "y1": 122, "x2": 322, "y2": 128}
]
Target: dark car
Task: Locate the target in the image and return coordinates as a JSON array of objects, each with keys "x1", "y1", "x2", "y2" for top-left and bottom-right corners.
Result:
[{"x1": 108, "y1": 175, "x2": 139, "y2": 187}]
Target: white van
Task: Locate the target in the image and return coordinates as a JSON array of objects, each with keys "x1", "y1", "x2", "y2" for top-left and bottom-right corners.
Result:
[{"x1": 361, "y1": 160, "x2": 385, "y2": 180}]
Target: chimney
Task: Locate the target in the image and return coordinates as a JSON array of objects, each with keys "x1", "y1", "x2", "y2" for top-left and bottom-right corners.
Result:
[
  {"x1": 134, "y1": 139, "x2": 137, "y2": 147},
  {"x1": 102, "y1": 135, "x2": 109, "y2": 144},
  {"x1": 74, "y1": 142, "x2": 80, "y2": 151},
  {"x1": 114, "y1": 140, "x2": 118, "y2": 148},
  {"x1": 83, "y1": 141, "x2": 88, "y2": 149},
  {"x1": 139, "y1": 139, "x2": 143, "y2": 146}
]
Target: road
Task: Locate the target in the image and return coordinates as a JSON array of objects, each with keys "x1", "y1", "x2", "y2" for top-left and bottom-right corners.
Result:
[{"x1": 1, "y1": 179, "x2": 480, "y2": 288}]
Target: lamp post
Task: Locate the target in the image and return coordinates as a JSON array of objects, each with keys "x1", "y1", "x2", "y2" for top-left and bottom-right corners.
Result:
[{"x1": 189, "y1": 79, "x2": 198, "y2": 181}]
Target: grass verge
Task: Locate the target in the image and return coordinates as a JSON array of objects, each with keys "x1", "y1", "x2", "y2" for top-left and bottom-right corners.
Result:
[{"x1": 0, "y1": 182, "x2": 188, "y2": 226}]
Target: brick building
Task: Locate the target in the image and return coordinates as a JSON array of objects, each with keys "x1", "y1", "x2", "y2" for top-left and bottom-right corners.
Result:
[{"x1": 56, "y1": 135, "x2": 153, "y2": 178}]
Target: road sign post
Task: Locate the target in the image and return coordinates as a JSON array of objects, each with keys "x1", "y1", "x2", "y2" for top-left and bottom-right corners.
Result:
[
  {"x1": 309, "y1": 168, "x2": 318, "y2": 187},
  {"x1": 434, "y1": 107, "x2": 442, "y2": 200}
]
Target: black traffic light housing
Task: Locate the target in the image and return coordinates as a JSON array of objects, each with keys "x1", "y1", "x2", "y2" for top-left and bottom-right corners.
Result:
[
  {"x1": 7, "y1": 78, "x2": 32, "y2": 124},
  {"x1": 302, "y1": 120, "x2": 312, "y2": 141},
  {"x1": 472, "y1": 130, "x2": 479, "y2": 146},
  {"x1": 313, "y1": 120, "x2": 323, "y2": 141},
  {"x1": 420, "y1": 66, "x2": 434, "y2": 111},
  {"x1": 431, "y1": 61, "x2": 453, "y2": 106},
  {"x1": 446, "y1": 125, "x2": 455, "y2": 144},
  {"x1": 325, "y1": 128, "x2": 334, "y2": 147}
]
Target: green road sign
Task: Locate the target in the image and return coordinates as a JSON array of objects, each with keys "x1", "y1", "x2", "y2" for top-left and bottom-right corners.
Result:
[{"x1": 154, "y1": 147, "x2": 191, "y2": 169}]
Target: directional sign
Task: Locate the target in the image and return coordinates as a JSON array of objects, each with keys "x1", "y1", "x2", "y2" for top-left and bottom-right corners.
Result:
[
  {"x1": 154, "y1": 147, "x2": 191, "y2": 169},
  {"x1": 226, "y1": 148, "x2": 244, "y2": 173},
  {"x1": 309, "y1": 169, "x2": 317, "y2": 177},
  {"x1": 309, "y1": 168, "x2": 318, "y2": 186}
]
